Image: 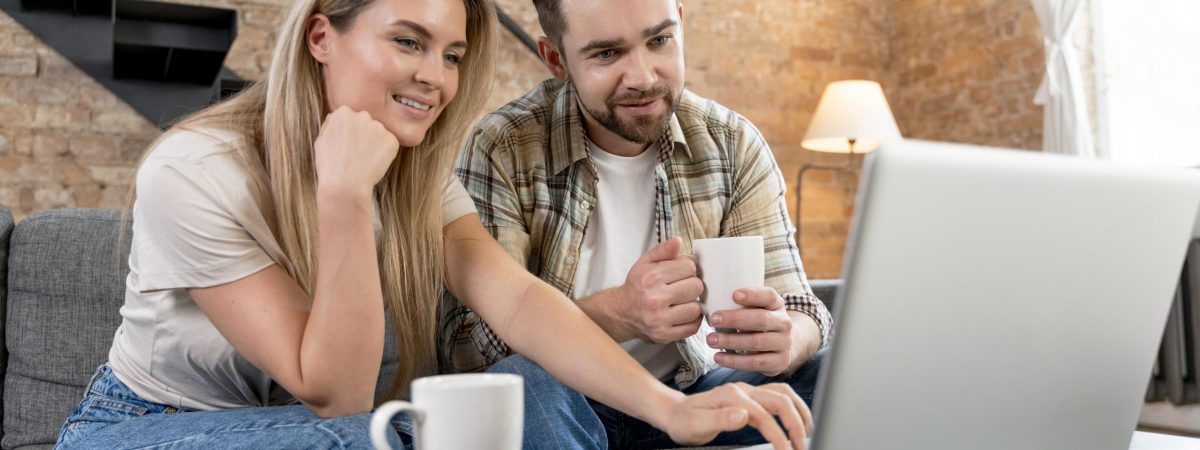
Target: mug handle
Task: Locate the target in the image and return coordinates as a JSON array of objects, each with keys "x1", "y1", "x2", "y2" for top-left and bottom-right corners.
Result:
[{"x1": 370, "y1": 400, "x2": 425, "y2": 450}]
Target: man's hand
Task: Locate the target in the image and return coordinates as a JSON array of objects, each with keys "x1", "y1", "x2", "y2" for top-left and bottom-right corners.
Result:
[
  {"x1": 707, "y1": 287, "x2": 810, "y2": 377},
  {"x1": 614, "y1": 237, "x2": 705, "y2": 343},
  {"x1": 659, "y1": 382, "x2": 811, "y2": 450}
]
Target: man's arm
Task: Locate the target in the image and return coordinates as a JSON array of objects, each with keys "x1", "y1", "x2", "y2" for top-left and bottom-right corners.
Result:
[
  {"x1": 707, "y1": 116, "x2": 833, "y2": 375},
  {"x1": 443, "y1": 214, "x2": 811, "y2": 449}
]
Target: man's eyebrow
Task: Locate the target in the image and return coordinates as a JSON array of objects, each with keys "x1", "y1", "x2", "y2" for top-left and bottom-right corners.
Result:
[
  {"x1": 642, "y1": 19, "x2": 677, "y2": 39},
  {"x1": 576, "y1": 19, "x2": 678, "y2": 57},
  {"x1": 578, "y1": 38, "x2": 625, "y2": 56}
]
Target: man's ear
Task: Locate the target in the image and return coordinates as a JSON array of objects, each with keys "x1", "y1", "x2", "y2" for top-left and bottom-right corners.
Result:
[
  {"x1": 537, "y1": 36, "x2": 569, "y2": 80},
  {"x1": 307, "y1": 14, "x2": 335, "y2": 64}
]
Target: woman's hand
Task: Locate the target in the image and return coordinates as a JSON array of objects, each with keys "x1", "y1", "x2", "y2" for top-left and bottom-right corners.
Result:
[
  {"x1": 313, "y1": 106, "x2": 400, "y2": 199},
  {"x1": 660, "y1": 382, "x2": 812, "y2": 450}
]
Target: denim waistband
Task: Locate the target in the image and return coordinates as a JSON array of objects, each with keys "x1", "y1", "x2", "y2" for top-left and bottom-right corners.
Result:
[{"x1": 84, "y1": 364, "x2": 171, "y2": 410}]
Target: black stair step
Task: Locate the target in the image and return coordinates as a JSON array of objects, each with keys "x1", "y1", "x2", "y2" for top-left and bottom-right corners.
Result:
[{"x1": 0, "y1": 0, "x2": 244, "y2": 128}]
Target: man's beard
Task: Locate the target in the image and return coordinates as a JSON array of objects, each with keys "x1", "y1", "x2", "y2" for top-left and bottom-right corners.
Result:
[{"x1": 581, "y1": 85, "x2": 680, "y2": 144}]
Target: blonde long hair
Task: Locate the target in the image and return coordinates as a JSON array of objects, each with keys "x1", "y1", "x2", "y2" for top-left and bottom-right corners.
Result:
[{"x1": 125, "y1": 0, "x2": 497, "y2": 401}]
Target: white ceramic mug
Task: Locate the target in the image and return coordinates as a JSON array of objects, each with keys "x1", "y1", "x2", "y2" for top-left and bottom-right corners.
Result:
[
  {"x1": 693, "y1": 236, "x2": 765, "y2": 329},
  {"x1": 370, "y1": 373, "x2": 523, "y2": 450}
]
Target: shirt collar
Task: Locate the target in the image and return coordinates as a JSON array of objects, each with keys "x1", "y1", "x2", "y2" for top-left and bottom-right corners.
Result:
[{"x1": 549, "y1": 81, "x2": 692, "y2": 176}]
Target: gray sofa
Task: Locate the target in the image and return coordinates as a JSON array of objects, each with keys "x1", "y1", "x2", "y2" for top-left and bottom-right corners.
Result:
[{"x1": 0, "y1": 205, "x2": 841, "y2": 449}]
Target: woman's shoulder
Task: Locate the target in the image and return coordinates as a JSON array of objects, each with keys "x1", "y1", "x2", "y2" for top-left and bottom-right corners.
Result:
[
  {"x1": 150, "y1": 127, "x2": 242, "y2": 157},
  {"x1": 137, "y1": 127, "x2": 265, "y2": 211},
  {"x1": 141, "y1": 127, "x2": 255, "y2": 182}
]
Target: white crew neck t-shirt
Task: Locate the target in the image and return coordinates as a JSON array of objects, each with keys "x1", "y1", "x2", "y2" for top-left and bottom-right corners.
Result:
[
  {"x1": 571, "y1": 141, "x2": 682, "y2": 382},
  {"x1": 107, "y1": 129, "x2": 477, "y2": 410}
]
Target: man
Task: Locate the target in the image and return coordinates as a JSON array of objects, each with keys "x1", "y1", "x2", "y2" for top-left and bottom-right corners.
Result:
[{"x1": 441, "y1": 0, "x2": 833, "y2": 447}]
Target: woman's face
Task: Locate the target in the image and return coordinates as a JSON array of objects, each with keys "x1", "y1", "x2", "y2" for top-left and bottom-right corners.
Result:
[{"x1": 309, "y1": 0, "x2": 468, "y2": 147}]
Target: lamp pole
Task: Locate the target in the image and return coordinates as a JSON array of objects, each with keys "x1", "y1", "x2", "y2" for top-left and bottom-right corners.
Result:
[{"x1": 795, "y1": 138, "x2": 858, "y2": 257}]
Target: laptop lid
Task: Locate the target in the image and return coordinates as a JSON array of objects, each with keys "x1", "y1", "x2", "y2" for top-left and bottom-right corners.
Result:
[{"x1": 810, "y1": 140, "x2": 1200, "y2": 450}]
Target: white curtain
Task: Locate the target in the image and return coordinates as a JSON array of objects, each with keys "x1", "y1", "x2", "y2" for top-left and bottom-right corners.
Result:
[{"x1": 1032, "y1": 0, "x2": 1096, "y2": 157}]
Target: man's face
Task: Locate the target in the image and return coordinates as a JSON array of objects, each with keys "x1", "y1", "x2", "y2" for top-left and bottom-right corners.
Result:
[{"x1": 557, "y1": 0, "x2": 685, "y2": 144}]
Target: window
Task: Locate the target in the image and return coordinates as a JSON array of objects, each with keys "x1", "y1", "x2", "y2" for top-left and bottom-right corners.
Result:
[{"x1": 1093, "y1": 0, "x2": 1200, "y2": 167}]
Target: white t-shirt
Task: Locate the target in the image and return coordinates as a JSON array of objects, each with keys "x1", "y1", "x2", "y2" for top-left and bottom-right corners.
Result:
[
  {"x1": 107, "y1": 129, "x2": 477, "y2": 410},
  {"x1": 572, "y1": 142, "x2": 682, "y2": 382}
]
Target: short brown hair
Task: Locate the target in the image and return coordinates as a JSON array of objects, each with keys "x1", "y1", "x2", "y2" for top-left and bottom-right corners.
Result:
[{"x1": 532, "y1": 0, "x2": 566, "y2": 49}]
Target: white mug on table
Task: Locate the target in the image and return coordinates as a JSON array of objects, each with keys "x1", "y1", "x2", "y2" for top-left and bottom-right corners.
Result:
[{"x1": 370, "y1": 373, "x2": 523, "y2": 450}]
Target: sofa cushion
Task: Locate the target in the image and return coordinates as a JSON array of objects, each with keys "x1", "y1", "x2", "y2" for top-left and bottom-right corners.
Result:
[
  {"x1": 0, "y1": 207, "x2": 404, "y2": 449},
  {"x1": 809, "y1": 279, "x2": 840, "y2": 311},
  {"x1": 0, "y1": 205, "x2": 14, "y2": 444},
  {"x1": 3, "y1": 209, "x2": 130, "y2": 450}
]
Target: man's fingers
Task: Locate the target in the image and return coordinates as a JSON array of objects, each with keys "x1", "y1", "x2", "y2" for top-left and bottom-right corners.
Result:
[
  {"x1": 641, "y1": 237, "x2": 683, "y2": 263},
  {"x1": 732, "y1": 287, "x2": 785, "y2": 309},
  {"x1": 652, "y1": 258, "x2": 700, "y2": 287},
  {"x1": 664, "y1": 277, "x2": 704, "y2": 305},
  {"x1": 714, "y1": 351, "x2": 789, "y2": 375},
  {"x1": 712, "y1": 308, "x2": 787, "y2": 332},
  {"x1": 707, "y1": 330, "x2": 788, "y2": 352},
  {"x1": 666, "y1": 301, "x2": 704, "y2": 325}
]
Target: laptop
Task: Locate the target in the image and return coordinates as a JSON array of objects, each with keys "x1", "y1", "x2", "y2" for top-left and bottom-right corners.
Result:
[{"x1": 780, "y1": 140, "x2": 1200, "y2": 450}]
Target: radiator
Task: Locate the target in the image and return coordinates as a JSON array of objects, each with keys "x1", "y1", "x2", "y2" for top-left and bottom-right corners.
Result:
[{"x1": 1147, "y1": 239, "x2": 1200, "y2": 405}]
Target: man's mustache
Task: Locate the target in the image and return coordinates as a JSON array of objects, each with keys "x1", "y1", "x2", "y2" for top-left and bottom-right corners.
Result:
[{"x1": 608, "y1": 86, "x2": 671, "y2": 105}]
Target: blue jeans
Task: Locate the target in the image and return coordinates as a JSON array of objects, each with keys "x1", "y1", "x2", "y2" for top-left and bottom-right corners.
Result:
[
  {"x1": 55, "y1": 364, "x2": 410, "y2": 449},
  {"x1": 486, "y1": 355, "x2": 608, "y2": 450},
  {"x1": 559, "y1": 350, "x2": 825, "y2": 450}
]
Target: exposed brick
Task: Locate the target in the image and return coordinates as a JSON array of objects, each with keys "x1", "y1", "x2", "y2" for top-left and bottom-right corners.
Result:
[
  {"x1": 0, "y1": 103, "x2": 31, "y2": 126},
  {"x1": 30, "y1": 132, "x2": 68, "y2": 159},
  {"x1": 53, "y1": 162, "x2": 91, "y2": 185},
  {"x1": 33, "y1": 104, "x2": 90, "y2": 129},
  {"x1": 39, "y1": 53, "x2": 83, "y2": 79},
  {"x1": 0, "y1": 54, "x2": 36, "y2": 76},
  {"x1": 242, "y1": 7, "x2": 281, "y2": 27},
  {"x1": 0, "y1": 185, "x2": 19, "y2": 208},
  {"x1": 73, "y1": 182, "x2": 103, "y2": 208},
  {"x1": 32, "y1": 186, "x2": 71, "y2": 208},
  {"x1": 790, "y1": 46, "x2": 834, "y2": 62},
  {"x1": 91, "y1": 111, "x2": 156, "y2": 135},
  {"x1": 88, "y1": 165, "x2": 135, "y2": 186},
  {"x1": 69, "y1": 134, "x2": 120, "y2": 162},
  {"x1": 0, "y1": 0, "x2": 1049, "y2": 280}
]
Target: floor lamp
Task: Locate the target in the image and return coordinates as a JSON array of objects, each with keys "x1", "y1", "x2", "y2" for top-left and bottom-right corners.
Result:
[{"x1": 796, "y1": 80, "x2": 902, "y2": 257}]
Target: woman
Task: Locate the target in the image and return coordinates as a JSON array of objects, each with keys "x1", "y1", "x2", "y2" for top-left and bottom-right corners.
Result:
[{"x1": 54, "y1": 0, "x2": 811, "y2": 448}]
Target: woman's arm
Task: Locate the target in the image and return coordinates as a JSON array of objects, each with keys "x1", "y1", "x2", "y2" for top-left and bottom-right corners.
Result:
[
  {"x1": 444, "y1": 214, "x2": 812, "y2": 449},
  {"x1": 188, "y1": 108, "x2": 399, "y2": 418},
  {"x1": 190, "y1": 189, "x2": 383, "y2": 417}
]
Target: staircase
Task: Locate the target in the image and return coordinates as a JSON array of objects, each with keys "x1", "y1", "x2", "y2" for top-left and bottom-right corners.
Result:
[
  {"x1": 0, "y1": 0, "x2": 246, "y2": 128},
  {"x1": 0, "y1": 0, "x2": 538, "y2": 130}
]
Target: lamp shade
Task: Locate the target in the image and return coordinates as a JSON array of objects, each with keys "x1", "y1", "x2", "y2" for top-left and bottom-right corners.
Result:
[{"x1": 802, "y1": 80, "x2": 902, "y2": 153}]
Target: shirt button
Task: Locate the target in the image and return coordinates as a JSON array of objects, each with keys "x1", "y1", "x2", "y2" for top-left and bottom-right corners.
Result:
[
  {"x1": 565, "y1": 256, "x2": 576, "y2": 265},
  {"x1": 581, "y1": 201, "x2": 592, "y2": 211}
]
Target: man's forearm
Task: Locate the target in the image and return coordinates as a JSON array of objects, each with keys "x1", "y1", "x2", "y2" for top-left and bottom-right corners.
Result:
[{"x1": 575, "y1": 287, "x2": 637, "y2": 342}]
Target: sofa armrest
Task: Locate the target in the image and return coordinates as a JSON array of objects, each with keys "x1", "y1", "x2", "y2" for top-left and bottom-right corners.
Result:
[{"x1": 809, "y1": 279, "x2": 841, "y2": 312}]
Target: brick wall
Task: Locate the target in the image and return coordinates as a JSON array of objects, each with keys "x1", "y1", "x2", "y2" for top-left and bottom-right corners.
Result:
[
  {"x1": 683, "y1": 0, "x2": 894, "y2": 279},
  {"x1": 888, "y1": 0, "x2": 1045, "y2": 150},
  {"x1": 0, "y1": 0, "x2": 1047, "y2": 280}
]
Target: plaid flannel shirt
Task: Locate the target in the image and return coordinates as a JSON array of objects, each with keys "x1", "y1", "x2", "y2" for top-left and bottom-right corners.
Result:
[{"x1": 438, "y1": 78, "x2": 832, "y2": 388}]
